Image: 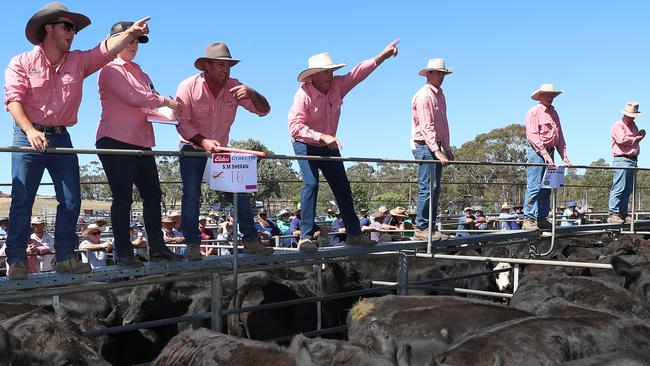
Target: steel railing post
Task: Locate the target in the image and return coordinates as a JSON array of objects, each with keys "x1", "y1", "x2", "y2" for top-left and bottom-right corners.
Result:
[
  {"x1": 397, "y1": 251, "x2": 408, "y2": 296},
  {"x1": 631, "y1": 169, "x2": 637, "y2": 232},
  {"x1": 211, "y1": 273, "x2": 223, "y2": 332}
]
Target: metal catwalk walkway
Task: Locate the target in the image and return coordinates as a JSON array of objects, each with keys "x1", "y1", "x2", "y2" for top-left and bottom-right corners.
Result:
[{"x1": 0, "y1": 221, "x2": 647, "y2": 298}]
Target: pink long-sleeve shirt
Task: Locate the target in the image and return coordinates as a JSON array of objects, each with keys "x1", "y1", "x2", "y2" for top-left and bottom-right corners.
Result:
[
  {"x1": 525, "y1": 103, "x2": 567, "y2": 157},
  {"x1": 175, "y1": 74, "x2": 268, "y2": 146},
  {"x1": 288, "y1": 59, "x2": 377, "y2": 146},
  {"x1": 411, "y1": 84, "x2": 450, "y2": 152},
  {"x1": 96, "y1": 58, "x2": 165, "y2": 147},
  {"x1": 4, "y1": 42, "x2": 113, "y2": 126},
  {"x1": 611, "y1": 118, "x2": 641, "y2": 157}
]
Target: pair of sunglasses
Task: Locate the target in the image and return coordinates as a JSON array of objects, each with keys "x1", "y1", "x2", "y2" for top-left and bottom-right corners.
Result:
[{"x1": 48, "y1": 21, "x2": 77, "y2": 34}]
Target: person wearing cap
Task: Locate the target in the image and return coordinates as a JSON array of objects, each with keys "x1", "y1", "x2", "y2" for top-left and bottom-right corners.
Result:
[
  {"x1": 30, "y1": 217, "x2": 55, "y2": 271},
  {"x1": 330, "y1": 211, "x2": 347, "y2": 245},
  {"x1": 411, "y1": 58, "x2": 454, "y2": 242},
  {"x1": 276, "y1": 209, "x2": 294, "y2": 247},
  {"x1": 3, "y1": 3, "x2": 150, "y2": 279},
  {"x1": 95, "y1": 21, "x2": 182, "y2": 267},
  {"x1": 324, "y1": 208, "x2": 336, "y2": 223},
  {"x1": 175, "y1": 42, "x2": 272, "y2": 259},
  {"x1": 457, "y1": 207, "x2": 475, "y2": 237},
  {"x1": 79, "y1": 224, "x2": 113, "y2": 269},
  {"x1": 473, "y1": 208, "x2": 492, "y2": 230},
  {"x1": 513, "y1": 204, "x2": 524, "y2": 229},
  {"x1": 358, "y1": 209, "x2": 370, "y2": 228},
  {"x1": 522, "y1": 84, "x2": 572, "y2": 231},
  {"x1": 288, "y1": 40, "x2": 399, "y2": 252},
  {"x1": 254, "y1": 210, "x2": 280, "y2": 242},
  {"x1": 608, "y1": 101, "x2": 645, "y2": 224},
  {"x1": 561, "y1": 201, "x2": 579, "y2": 227},
  {"x1": 364, "y1": 211, "x2": 385, "y2": 242},
  {"x1": 497, "y1": 203, "x2": 518, "y2": 230}
]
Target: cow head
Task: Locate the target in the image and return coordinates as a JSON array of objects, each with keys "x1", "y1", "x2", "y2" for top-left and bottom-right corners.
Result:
[
  {"x1": 611, "y1": 256, "x2": 650, "y2": 302},
  {"x1": 493, "y1": 262, "x2": 513, "y2": 292}
]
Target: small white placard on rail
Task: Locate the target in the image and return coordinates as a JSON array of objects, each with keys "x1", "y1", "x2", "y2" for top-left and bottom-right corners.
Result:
[
  {"x1": 541, "y1": 165, "x2": 565, "y2": 189},
  {"x1": 203, "y1": 153, "x2": 258, "y2": 193}
]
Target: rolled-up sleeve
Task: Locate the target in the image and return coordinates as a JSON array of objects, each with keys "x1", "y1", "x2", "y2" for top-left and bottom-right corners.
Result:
[
  {"x1": 288, "y1": 89, "x2": 322, "y2": 144},
  {"x1": 4, "y1": 55, "x2": 28, "y2": 107},
  {"x1": 231, "y1": 79, "x2": 269, "y2": 117},
  {"x1": 175, "y1": 79, "x2": 199, "y2": 141}
]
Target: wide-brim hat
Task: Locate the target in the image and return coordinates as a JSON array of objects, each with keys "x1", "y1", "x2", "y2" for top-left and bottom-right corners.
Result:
[
  {"x1": 371, "y1": 210, "x2": 384, "y2": 219},
  {"x1": 297, "y1": 52, "x2": 347, "y2": 82},
  {"x1": 418, "y1": 58, "x2": 454, "y2": 76},
  {"x1": 81, "y1": 223, "x2": 102, "y2": 237},
  {"x1": 109, "y1": 21, "x2": 148, "y2": 43},
  {"x1": 194, "y1": 42, "x2": 240, "y2": 71},
  {"x1": 25, "y1": 2, "x2": 91, "y2": 45},
  {"x1": 278, "y1": 209, "x2": 290, "y2": 217},
  {"x1": 168, "y1": 211, "x2": 181, "y2": 219},
  {"x1": 621, "y1": 101, "x2": 642, "y2": 118},
  {"x1": 161, "y1": 217, "x2": 175, "y2": 224},
  {"x1": 463, "y1": 207, "x2": 474, "y2": 212},
  {"x1": 390, "y1": 207, "x2": 407, "y2": 218},
  {"x1": 531, "y1": 84, "x2": 562, "y2": 101},
  {"x1": 501, "y1": 203, "x2": 512, "y2": 210},
  {"x1": 377, "y1": 206, "x2": 389, "y2": 215},
  {"x1": 567, "y1": 201, "x2": 577, "y2": 207},
  {"x1": 31, "y1": 217, "x2": 47, "y2": 225}
]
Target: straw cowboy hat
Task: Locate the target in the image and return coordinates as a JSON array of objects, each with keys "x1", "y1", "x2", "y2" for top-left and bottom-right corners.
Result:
[
  {"x1": 109, "y1": 21, "x2": 148, "y2": 43},
  {"x1": 418, "y1": 58, "x2": 454, "y2": 76},
  {"x1": 297, "y1": 53, "x2": 347, "y2": 82},
  {"x1": 161, "y1": 217, "x2": 175, "y2": 224},
  {"x1": 194, "y1": 42, "x2": 240, "y2": 71},
  {"x1": 531, "y1": 84, "x2": 562, "y2": 101},
  {"x1": 25, "y1": 2, "x2": 91, "y2": 45},
  {"x1": 621, "y1": 101, "x2": 642, "y2": 118},
  {"x1": 31, "y1": 217, "x2": 47, "y2": 225},
  {"x1": 168, "y1": 211, "x2": 181, "y2": 219},
  {"x1": 278, "y1": 209, "x2": 290, "y2": 217},
  {"x1": 500, "y1": 203, "x2": 512, "y2": 210},
  {"x1": 390, "y1": 207, "x2": 407, "y2": 218},
  {"x1": 81, "y1": 223, "x2": 102, "y2": 237},
  {"x1": 377, "y1": 206, "x2": 390, "y2": 215}
]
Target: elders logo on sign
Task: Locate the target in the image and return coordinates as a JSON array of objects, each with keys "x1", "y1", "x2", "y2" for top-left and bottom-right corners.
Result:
[{"x1": 213, "y1": 154, "x2": 231, "y2": 163}]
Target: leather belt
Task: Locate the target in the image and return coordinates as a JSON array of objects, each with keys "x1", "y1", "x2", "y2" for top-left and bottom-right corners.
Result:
[
  {"x1": 615, "y1": 154, "x2": 638, "y2": 161},
  {"x1": 31, "y1": 124, "x2": 67, "y2": 134},
  {"x1": 413, "y1": 140, "x2": 426, "y2": 145}
]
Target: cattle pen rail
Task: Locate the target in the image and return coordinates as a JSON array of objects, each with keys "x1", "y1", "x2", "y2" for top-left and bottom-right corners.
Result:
[{"x1": 1, "y1": 145, "x2": 650, "y2": 346}]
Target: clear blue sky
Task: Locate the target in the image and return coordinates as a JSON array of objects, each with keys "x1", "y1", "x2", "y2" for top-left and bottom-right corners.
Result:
[{"x1": 2, "y1": 1, "x2": 649, "y2": 196}]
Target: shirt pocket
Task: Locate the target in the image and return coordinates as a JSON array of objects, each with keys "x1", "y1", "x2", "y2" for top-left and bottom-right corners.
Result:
[
  {"x1": 60, "y1": 72, "x2": 82, "y2": 101},
  {"x1": 539, "y1": 119, "x2": 555, "y2": 136},
  {"x1": 194, "y1": 105, "x2": 212, "y2": 120},
  {"x1": 28, "y1": 76, "x2": 51, "y2": 102}
]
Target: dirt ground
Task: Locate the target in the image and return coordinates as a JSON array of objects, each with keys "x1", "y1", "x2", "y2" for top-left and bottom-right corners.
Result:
[{"x1": 0, "y1": 197, "x2": 119, "y2": 217}]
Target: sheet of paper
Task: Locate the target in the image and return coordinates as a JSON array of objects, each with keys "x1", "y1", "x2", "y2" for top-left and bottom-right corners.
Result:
[{"x1": 147, "y1": 106, "x2": 178, "y2": 125}]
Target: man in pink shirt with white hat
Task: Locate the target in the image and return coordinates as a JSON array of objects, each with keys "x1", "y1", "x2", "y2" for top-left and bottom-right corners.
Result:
[
  {"x1": 411, "y1": 58, "x2": 454, "y2": 242},
  {"x1": 522, "y1": 84, "x2": 572, "y2": 231},
  {"x1": 3, "y1": 2, "x2": 150, "y2": 279},
  {"x1": 288, "y1": 40, "x2": 399, "y2": 252},
  {"x1": 607, "y1": 101, "x2": 645, "y2": 224}
]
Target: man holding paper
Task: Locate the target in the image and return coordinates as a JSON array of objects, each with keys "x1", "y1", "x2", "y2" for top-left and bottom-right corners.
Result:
[
  {"x1": 522, "y1": 84, "x2": 572, "y2": 231},
  {"x1": 3, "y1": 3, "x2": 152, "y2": 279},
  {"x1": 175, "y1": 42, "x2": 272, "y2": 259},
  {"x1": 95, "y1": 21, "x2": 183, "y2": 266}
]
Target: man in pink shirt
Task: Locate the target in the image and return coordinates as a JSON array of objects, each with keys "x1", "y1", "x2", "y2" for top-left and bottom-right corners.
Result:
[
  {"x1": 608, "y1": 101, "x2": 645, "y2": 224},
  {"x1": 288, "y1": 40, "x2": 399, "y2": 252},
  {"x1": 523, "y1": 84, "x2": 572, "y2": 231},
  {"x1": 175, "y1": 42, "x2": 273, "y2": 259},
  {"x1": 411, "y1": 58, "x2": 454, "y2": 242},
  {"x1": 3, "y1": 3, "x2": 150, "y2": 279}
]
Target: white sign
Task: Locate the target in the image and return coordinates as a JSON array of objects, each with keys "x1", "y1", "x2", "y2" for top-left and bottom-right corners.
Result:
[
  {"x1": 203, "y1": 153, "x2": 258, "y2": 193},
  {"x1": 541, "y1": 165, "x2": 565, "y2": 189}
]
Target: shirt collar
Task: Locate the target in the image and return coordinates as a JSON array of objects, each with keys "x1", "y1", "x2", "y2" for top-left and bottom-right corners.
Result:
[
  {"x1": 426, "y1": 83, "x2": 442, "y2": 94},
  {"x1": 539, "y1": 103, "x2": 555, "y2": 113},
  {"x1": 304, "y1": 81, "x2": 328, "y2": 97}
]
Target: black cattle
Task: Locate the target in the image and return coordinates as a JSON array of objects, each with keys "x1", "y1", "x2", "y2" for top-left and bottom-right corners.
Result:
[
  {"x1": 434, "y1": 316, "x2": 650, "y2": 366},
  {"x1": 288, "y1": 334, "x2": 394, "y2": 366},
  {"x1": 509, "y1": 273, "x2": 650, "y2": 319},
  {"x1": 152, "y1": 328, "x2": 296, "y2": 366},
  {"x1": 0, "y1": 302, "x2": 43, "y2": 321},
  {"x1": 348, "y1": 296, "x2": 532, "y2": 364},
  {"x1": 0, "y1": 324, "x2": 49, "y2": 365},
  {"x1": 611, "y1": 255, "x2": 650, "y2": 302},
  {"x1": 561, "y1": 349, "x2": 650, "y2": 365},
  {"x1": 1, "y1": 308, "x2": 110, "y2": 365}
]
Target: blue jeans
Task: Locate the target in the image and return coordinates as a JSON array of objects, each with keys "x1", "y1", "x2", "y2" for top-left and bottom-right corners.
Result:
[
  {"x1": 7, "y1": 126, "x2": 80, "y2": 264},
  {"x1": 608, "y1": 157, "x2": 637, "y2": 217},
  {"x1": 293, "y1": 141, "x2": 361, "y2": 239},
  {"x1": 524, "y1": 146, "x2": 552, "y2": 221},
  {"x1": 413, "y1": 144, "x2": 443, "y2": 230},
  {"x1": 179, "y1": 145, "x2": 257, "y2": 244}
]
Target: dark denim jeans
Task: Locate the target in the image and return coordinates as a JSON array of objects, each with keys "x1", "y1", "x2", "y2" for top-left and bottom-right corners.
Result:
[
  {"x1": 6, "y1": 126, "x2": 80, "y2": 264},
  {"x1": 608, "y1": 156, "x2": 637, "y2": 217},
  {"x1": 413, "y1": 144, "x2": 443, "y2": 230},
  {"x1": 524, "y1": 146, "x2": 553, "y2": 221},
  {"x1": 179, "y1": 144, "x2": 257, "y2": 244},
  {"x1": 96, "y1": 137, "x2": 167, "y2": 257},
  {"x1": 292, "y1": 141, "x2": 361, "y2": 239}
]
